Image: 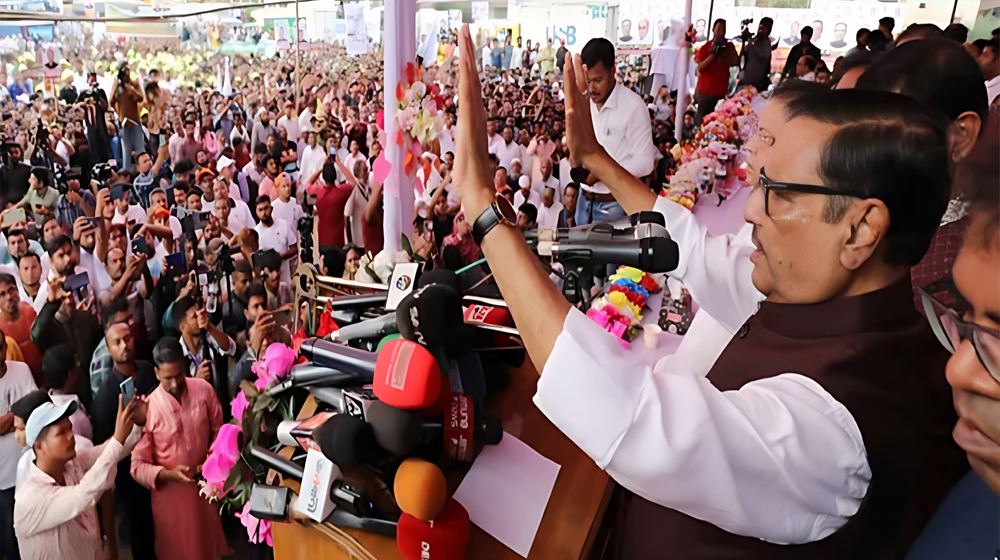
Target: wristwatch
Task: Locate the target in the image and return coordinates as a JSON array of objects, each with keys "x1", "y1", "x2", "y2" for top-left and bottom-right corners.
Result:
[{"x1": 471, "y1": 194, "x2": 517, "y2": 245}]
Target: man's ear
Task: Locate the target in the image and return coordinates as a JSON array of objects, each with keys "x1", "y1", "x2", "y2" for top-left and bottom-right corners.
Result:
[
  {"x1": 840, "y1": 199, "x2": 890, "y2": 271},
  {"x1": 949, "y1": 111, "x2": 982, "y2": 163}
]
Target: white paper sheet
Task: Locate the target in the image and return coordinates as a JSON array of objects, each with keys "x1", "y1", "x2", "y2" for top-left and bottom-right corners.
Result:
[{"x1": 452, "y1": 432, "x2": 561, "y2": 558}]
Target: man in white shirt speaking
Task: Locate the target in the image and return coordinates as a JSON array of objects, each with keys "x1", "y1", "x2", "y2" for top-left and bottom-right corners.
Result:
[{"x1": 574, "y1": 38, "x2": 657, "y2": 226}]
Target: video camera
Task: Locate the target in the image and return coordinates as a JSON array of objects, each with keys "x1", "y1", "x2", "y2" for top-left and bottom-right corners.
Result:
[
  {"x1": 740, "y1": 17, "x2": 755, "y2": 44},
  {"x1": 54, "y1": 168, "x2": 82, "y2": 196},
  {"x1": 91, "y1": 162, "x2": 116, "y2": 189}
]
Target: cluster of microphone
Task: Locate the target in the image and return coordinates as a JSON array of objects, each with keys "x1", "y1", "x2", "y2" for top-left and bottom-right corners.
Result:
[{"x1": 250, "y1": 267, "x2": 516, "y2": 559}]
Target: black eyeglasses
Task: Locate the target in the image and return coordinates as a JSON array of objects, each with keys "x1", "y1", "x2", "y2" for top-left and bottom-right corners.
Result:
[
  {"x1": 919, "y1": 287, "x2": 1000, "y2": 384},
  {"x1": 757, "y1": 168, "x2": 864, "y2": 217}
]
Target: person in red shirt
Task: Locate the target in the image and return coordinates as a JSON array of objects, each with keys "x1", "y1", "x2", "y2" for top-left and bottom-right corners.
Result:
[
  {"x1": 306, "y1": 159, "x2": 354, "y2": 249},
  {"x1": 0, "y1": 272, "x2": 42, "y2": 382},
  {"x1": 694, "y1": 19, "x2": 740, "y2": 125}
]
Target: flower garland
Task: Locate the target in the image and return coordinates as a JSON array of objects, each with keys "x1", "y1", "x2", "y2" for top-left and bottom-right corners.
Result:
[
  {"x1": 199, "y1": 342, "x2": 298, "y2": 547},
  {"x1": 395, "y1": 61, "x2": 446, "y2": 152},
  {"x1": 666, "y1": 86, "x2": 759, "y2": 209},
  {"x1": 586, "y1": 266, "x2": 664, "y2": 348}
]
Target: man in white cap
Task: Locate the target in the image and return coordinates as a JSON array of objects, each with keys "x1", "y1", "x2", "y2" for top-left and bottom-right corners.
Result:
[
  {"x1": 14, "y1": 395, "x2": 145, "y2": 560},
  {"x1": 513, "y1": 175, "x2": 540, "y2": 210},
  {"x1": 535, "y1": 186, "x2": 565, "y2": 231},
  {"x1": 215, "y1": 155, "x2": 247, "y2": 203}
]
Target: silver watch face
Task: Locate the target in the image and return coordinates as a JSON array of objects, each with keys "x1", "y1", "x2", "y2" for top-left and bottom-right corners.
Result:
[{"x1": 495, "y1": 195, "x2": 517, "y2": 224}]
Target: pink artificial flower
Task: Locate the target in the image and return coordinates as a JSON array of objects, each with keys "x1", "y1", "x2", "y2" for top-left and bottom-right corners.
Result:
[
  {"x1": 202, "y1": 423, "x2": 242, "y2": 498},
  {"x1": 201, "y1": 453, "x2": 229, "y2": 497},
  {"x1": 211, "y1": 424, "x2": 242, "y2": 464},
  {"x1": 231, "y1": 392, "x2": 250, "y2": 424},
  {"x1": 252, "y1": 359, "x2": 276, "y2": 391},
  {"x1": 263, "y1": 343, "x2": 295, "y2": 379},
  {"x1": 236, "y1": 501, "x2": 273, "y2": 546}
]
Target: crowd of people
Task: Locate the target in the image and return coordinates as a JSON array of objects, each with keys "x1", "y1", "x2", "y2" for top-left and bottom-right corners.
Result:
[{"x1": 0, "y1": 11, "x2": 996, "y2": 560}]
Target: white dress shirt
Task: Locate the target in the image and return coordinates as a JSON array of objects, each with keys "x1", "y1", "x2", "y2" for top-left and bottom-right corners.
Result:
[
  {"x1": 532, "y1": 196, "x2": 872, "y2": 545},
  {"x1": 299, "y1": 144, "x2": 327, "y2": 186},
  {"x1": 490, "y1": 140, "x2": 524, "y2": 172},
  {"x1": 204, "y1": 198, "x2": 256, "y2": 234},
  {"x1": 111, "y1": 205, "x2": 147, "y2": 227},
  {"x1": 512, "y1": 188, "x2": 541, "y2": 211},
  {"x1": 535, "y1": 200, "x2": 564, "y2": 231},
  {"x1": 533, "y1": 174, "x2": 559, "y2": 194},
  {"x1": 586, "y1": 82, "x2": 658, "y2": 194},
  {"x1": 986, "y1": 75, "x2": 1000, "y2": 106},
  {"x1": 255, "y1": 218, "x2": 297, "y2": 284}
]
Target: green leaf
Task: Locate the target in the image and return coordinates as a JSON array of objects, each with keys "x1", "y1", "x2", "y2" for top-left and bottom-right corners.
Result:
[
  {"x1": 364, "y1": 263, "x2": 380, "y2": 283},
  {"x1": 401, "y1": 233, "x2": 413, "y2": 257},
  {"x1": 252, "y1": 393, "x2": 274, "y2": 413}
]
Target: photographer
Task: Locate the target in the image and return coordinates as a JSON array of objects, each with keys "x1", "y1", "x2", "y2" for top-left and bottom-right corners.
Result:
[
  {"x1": 54, "y1": 169, "x2": 96, "y2": 232},
  {"x1": 17, "y1": 167, "x2": 59, "y2": 223},
  {"x1": 0, "y1": 142, "x2": 31, "y2": 206},
  {"x1": 694, "y1": 19, "x2": 740, "y2": 125},
  {"x1": 738, "y1": 18, "x2": 776, "y2": 92},
  {"x1": 110, "y1": 65, "x2": 145, "y2": 170},
  {"x1": 78, "y1": 73, "x2": 112, "y2": 167}
]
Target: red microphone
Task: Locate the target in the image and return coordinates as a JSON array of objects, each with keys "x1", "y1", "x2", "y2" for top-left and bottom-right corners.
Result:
[
  {"x1": 373, "y1": 338, "x2": 443, "y2": 409},
  {"x1": 396, "y1": 499, "x2": 470, "y2": 560}
]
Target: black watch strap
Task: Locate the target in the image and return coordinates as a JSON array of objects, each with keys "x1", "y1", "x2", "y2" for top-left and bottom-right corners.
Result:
[{"x1": 472, "y1": 199, "x2": 500, "y2": 245}]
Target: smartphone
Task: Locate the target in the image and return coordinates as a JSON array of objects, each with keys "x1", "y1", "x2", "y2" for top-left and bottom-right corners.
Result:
[
  {"x1": 119, "y1": 376, "x2": 136, "y2": 408},
  {"x1": 272, "y1": 308, "x2": 293, "y2": 327},
  {"x1": 193, "y1": 211, "x2": 211, "y2": 231},
  {"x1": 1, "y1": 208, "x2": 25, "y2": 228},
  {"x1": 82, "y1": 216, "x2": 101, "y2": 229},
  {"x1": 165, "y1": 252, "x2": 186, "y2": 269},
  {"x1": 62, "y1": 271, "x2": 90, "y2": 293},
  {"x1": 109, "y1": 184, "x2": 125, "y2": 202},
  {"x1": 251, "y1": 249, "x2": 265, "y2": 269},
  {"x1": 131, "y1": 236, "x2": 148, "y2": 256}
]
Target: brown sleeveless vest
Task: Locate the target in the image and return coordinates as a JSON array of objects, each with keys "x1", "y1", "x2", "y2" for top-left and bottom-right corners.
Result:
[{"x1": 617, "y1": 281, "x2": 968, "y2": 559}]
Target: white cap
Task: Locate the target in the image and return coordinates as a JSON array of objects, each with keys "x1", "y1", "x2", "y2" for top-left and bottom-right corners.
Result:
[
  {"x1": 216, "y1": 155, "x2": 235, "y2": 172},
  {"x1": 518, "y1": 176, "x2": 531, "y2": 189},
  {"x1": 510, "y1": 158, "x2": 521, "y2": 167},
  {"x1": 26, "y1": 400, "x2": 78, "y2": 447}
]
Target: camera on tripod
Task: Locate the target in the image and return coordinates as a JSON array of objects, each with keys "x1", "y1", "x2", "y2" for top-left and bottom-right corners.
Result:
[{"x1": 740, "y1": 17, "x2": 754, "y2": 43}]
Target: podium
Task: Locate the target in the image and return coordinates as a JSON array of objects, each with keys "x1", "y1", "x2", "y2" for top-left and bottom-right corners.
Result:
[{"x1": 272, "y1": 357, "x2": 613, "y2": 559}]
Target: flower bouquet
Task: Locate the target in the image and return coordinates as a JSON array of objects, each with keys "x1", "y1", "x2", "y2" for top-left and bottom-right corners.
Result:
[
  {"x1": 394, "y1": 61, "x2": 446, "y2": 175},
  {"x1": 200, "y1": 342, "x2": 298, "y2": 546},
  {"x1": 666, "y1": 86, "x2": 759, "y2": 208}
]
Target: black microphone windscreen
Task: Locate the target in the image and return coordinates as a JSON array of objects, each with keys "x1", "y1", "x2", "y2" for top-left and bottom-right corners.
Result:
[
  {"x1": 481, "y1": 416, "x2": 504, "y2": 446},
  {"x1": 315, "y1": 413, "x2": 374, "y2": 467},
  {"x1": 395, "y1": 284, "x2": 464, "y2": 353},
  {"x1": 416, "y1": 268, "x2": 461, "y2": 293},
  {"x1": 365, "y1": 401, "x2": 421, "y2": 456},
  {"x1": 641, "y1": 236, "x2": 680, "y2": 273}
]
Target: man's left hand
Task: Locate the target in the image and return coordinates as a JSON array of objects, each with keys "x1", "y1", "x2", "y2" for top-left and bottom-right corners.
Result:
[{"x1": 453, "y1": 24, "x2": 498, "y2": 216}]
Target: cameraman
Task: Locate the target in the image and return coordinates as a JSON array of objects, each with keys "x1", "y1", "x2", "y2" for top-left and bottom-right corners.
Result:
[
  {"x1": 110, "y1": 65, "x2": 145, "y2": 170},
  {"x1": 54, "y1": 169, "x2": 95, "y2": 232},
  {"x1": 738, "y1": 18, "x2": 776, "y2": 92},
  {"x1": 78, "y1": 73, "x2": 113, "y2": 167},
  {"x1": 694, "y1": 19, "x2": 740, "y2": 125}
]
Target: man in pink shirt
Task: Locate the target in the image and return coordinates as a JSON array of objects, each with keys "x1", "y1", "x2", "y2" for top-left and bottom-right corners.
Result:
[{"x1": 130, "y1": 337, "x2": 228, "y2": 560}]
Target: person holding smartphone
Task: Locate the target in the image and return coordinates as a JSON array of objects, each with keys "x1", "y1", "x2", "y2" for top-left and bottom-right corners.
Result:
[{"x1": 16, "y1": 167, "x2": 59, "y2": 224}]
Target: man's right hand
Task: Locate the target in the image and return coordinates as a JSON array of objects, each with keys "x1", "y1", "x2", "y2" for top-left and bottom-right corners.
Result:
[
  {"x1": 47, "y1": 275, "x2": 70, "y2": 302},
  {"x1": 195, "y1": 360, "x2": 212, "y2": 382},
  {"x1": 249, "y1": 311, "x2": 275, "y2": 357},
  {"x1": 156, "y1": 465, "x2": 195, "y2": 484},
  {"x1": 113, "y1": 395, "x2": 136, "y2": 445}
]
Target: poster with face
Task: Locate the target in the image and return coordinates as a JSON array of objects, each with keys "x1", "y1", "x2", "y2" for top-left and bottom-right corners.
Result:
[
  {"x1": 298, "y1": 18, "x2": 311, "y2": 50},
  {"x1": 274, "y1": 19, "x2": 291, "y2": 51},
  {"x1": 617, "y1": 4, "x2": 654, "y2": 46},
  {"x1": 43, "y1": 46, "x2": 62, "y2": 80}
]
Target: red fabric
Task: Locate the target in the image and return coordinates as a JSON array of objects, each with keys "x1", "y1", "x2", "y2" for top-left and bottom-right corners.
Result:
[
  {"x1": 638, "y1": 273, "x2": 659, "y2": 294},
  {"x1": 911, "y1": 219, "x2": 967, "y2": 307},
  {"x1": 307, "y1": 182, "x2": 354, "y2": 247},
  {"x1": 695, "y1": 42, "x2": 733, "y2": 98},
  {"x1": 362, "y1": 204, "x2": 385, "y2": 255}
]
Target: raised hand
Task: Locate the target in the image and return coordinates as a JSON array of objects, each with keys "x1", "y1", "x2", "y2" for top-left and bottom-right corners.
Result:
[
  {"x1": 562, "y1": 52, "x2": 603, "y2": 168},
  {"x1": 453, "y1": 24, "x2": 496, "y2": 215}
]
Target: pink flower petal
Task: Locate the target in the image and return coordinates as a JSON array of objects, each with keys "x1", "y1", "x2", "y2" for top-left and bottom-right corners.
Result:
[
  {"x1": 263, "y1": 343, "x2": 296, "y2": 378},
  {"x1": 231, "y1": 392, "x2": 249, "y2": 424}
]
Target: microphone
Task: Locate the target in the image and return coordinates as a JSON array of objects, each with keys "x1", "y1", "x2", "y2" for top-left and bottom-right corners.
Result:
[
  {"x1": 324, "y1": 293, "x2": 389, "y2": 310},
  {"x1": 332, "y1": 313, "x2": 400, "y2": 342},
  {"x1": 393, "y1": 457, "x2": 448, "y2": 522},
  {"x1": 550, "y1": 236, "x2": 679, "y2": 272},
  {"x1": 372, "y1": 338, "x2": 443, "y2": 410},
  {"x1": 416, "y1": 267, "x2": 461, "y2": 293},
  {"x1": 300, "y1": 338, "x2": 378, "y2": 379},
  {"x1": 364, "y1": 395, "x2": 502, "y2": 460},
  {"x1": 395, "y1": 284, "x2": 466, "y2": 354},
  {"x1": 250, "y1": 444, "x2": 305, "y2": 479},
  {"x1": 313, "y1": 413, "x2": 378, "y2": 467},
  {"x1": 396, "y1": 499, "x2": 470, "y2": 560}
]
